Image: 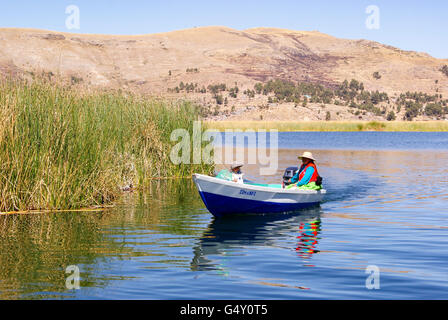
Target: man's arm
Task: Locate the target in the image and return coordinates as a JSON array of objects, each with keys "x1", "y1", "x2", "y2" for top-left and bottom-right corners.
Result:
[{"x1": 291, "y1": 169, "x2": 300, "y2": 183}]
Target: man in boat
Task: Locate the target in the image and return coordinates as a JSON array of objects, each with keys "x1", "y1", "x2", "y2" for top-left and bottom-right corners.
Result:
[
  {"x1": 286, "y1": 152, "x2": 322, "y2": 190},
  {"x1": 215, "y1": 162, "x2": 245, "y2": 184},
  {"x1": 230, "y1": 162, "x2": 245, "y2": 184}
]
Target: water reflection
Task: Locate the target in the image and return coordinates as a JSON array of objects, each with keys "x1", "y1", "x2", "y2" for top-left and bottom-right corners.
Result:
[
  {"x1": 0, "y1": 212, "x2": 122, "y2": 299},
  {"x1": 191, "y1": 207, "x2": 323, "y2": 273},
  {"x1": 0, "y1": 179, "x2": 206, "y2": 299},
  {"x1": 296, "y1": 218, "x2": 321, "y2": 260}
]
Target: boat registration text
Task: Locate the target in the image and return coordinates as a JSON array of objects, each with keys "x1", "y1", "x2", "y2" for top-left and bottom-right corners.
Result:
[{"x1": 239, "y1": 190, "x2": 256, "y2": 197}]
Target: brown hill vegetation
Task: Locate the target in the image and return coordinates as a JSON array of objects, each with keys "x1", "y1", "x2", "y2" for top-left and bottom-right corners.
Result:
[{"x1": 1, "y1": 26, "x2": 447, "y2": 121}]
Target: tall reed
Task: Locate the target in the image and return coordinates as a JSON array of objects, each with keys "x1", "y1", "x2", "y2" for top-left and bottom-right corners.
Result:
[{"x1": 0, "y1": 80, "x2": 213, "y2": 212}]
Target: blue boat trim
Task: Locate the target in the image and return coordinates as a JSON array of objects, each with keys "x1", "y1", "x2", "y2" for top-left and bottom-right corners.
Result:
[{"x1": 199, "y1": 191, "x2": 320, "y2": 217}]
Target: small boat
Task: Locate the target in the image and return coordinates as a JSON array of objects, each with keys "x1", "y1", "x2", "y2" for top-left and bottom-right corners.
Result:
[{"x1": 193, "y1": 173, "x2": 326, "y2": 218}]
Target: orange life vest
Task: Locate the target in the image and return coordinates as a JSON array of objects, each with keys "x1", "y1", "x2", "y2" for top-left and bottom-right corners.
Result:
[{"x1": 298, "y1": 162, "x2": 319, "y2": 183}]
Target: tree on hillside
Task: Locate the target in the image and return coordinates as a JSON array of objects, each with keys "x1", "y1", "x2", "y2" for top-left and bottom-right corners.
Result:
[
  {"x1": 387, "y1": 111, "x2": 396, "y2": 121},
  {"x1": 425, "y1": 103, "x2": 444, "y2": 117},
  {"x1": 373, "y1": 72, "x2": 382, "y2": 80},
  {"x1": 349, "y1": 79, "x2": 359, "y2": 91},
  {"x1": 441, "y1": 65, "x2": 448, "y2": 77},
  {"x1": 302, "y1": 97, "x2": 308, "y2": 108},
  {"x1": 404, "y1": 101, "x2": 422, "y2": 121},
  {"x1": 254, "y1": 83, "x2": 263, "y2": 94},
  {"x1": 215, "y1": 94, "x2": 224, "y2": 105}
]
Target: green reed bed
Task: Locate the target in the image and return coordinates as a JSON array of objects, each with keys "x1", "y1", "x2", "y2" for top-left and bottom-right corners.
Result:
[{"x1": 0, "y1": 80, "x2": 213, "y2": 212}]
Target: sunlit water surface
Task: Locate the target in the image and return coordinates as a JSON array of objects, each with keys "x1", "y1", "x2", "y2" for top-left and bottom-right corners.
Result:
[{"x1": 1, "y1": 132, "x2": 447, "y2": 299}]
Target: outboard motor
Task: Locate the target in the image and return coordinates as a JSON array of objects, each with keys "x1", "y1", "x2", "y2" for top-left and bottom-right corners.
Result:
[{"x1": 282, "y1": 166, "x2": 298, "y2": 188}]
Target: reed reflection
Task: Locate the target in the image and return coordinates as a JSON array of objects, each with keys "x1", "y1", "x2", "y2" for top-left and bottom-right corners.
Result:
[{"x1": 0, "y1": 179, "x2": 205, "y2": 299}]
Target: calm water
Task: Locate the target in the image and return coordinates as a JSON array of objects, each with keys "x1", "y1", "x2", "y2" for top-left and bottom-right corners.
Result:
[{"x1": 1, "y1": 132, "x2": 448, "y2": 299}]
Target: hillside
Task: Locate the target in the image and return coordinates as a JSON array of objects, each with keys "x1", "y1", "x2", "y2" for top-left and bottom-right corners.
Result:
[{"x1": 1, "y1": 26, "x2": 447, "y2": 121}]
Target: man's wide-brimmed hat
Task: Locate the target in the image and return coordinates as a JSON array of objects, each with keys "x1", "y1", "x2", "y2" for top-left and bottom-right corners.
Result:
[
  {"x1": 298, "y1": 152, "x2": 316, "y2": 162},
  {"x1": 230, "y1": 162, "x2": 244, "y2": 170}
]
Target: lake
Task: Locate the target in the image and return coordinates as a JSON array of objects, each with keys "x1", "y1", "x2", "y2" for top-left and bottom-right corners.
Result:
[{"x1": 1, "y1": 132, "x2": 447, "y2": 299}]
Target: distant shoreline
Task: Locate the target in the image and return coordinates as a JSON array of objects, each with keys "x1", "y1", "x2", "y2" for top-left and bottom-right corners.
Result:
[{"x1": 206, "y1": 120, "x2": 448, "y2": 132}]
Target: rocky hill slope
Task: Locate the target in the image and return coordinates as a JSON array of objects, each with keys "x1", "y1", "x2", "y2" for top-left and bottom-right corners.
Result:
[{"x1": 1, "y1": 26, "x2": 447, "y2": 121}]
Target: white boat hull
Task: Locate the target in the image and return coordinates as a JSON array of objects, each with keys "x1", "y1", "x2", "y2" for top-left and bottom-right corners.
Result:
[{"x1": 192, "y1": 174, "x2": 326, "y2": 217}]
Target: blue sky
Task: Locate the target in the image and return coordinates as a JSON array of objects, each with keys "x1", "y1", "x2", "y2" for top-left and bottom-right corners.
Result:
[{"x1": 1, "y1": 0, "x2": 447, "y2": 58}]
